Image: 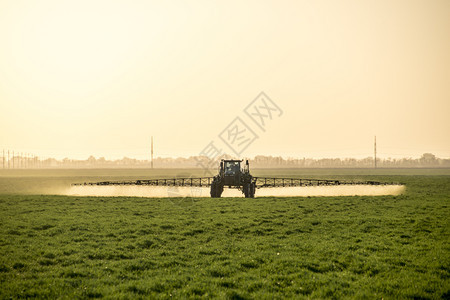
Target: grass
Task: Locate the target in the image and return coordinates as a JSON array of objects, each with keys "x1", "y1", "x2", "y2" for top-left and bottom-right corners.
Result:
[{"x1": 0, "y1": 170, "x2": 449, "y2": 298}]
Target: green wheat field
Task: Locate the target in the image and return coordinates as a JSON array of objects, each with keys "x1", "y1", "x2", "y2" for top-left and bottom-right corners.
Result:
[{"x1": 0, "y1": 169, "x2": 449, "y2": 299}]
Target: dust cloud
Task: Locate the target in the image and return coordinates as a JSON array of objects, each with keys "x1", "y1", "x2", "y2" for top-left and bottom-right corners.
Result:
[
  {"x1": 253, "y1": 185, "x2": 405, "y2": 197},
  {"x1": 65, "y1": 185, "x2": 202, "y2": 197},
  {"x1": 65, "y1": 185, "x2": 405, "y2": 198}
]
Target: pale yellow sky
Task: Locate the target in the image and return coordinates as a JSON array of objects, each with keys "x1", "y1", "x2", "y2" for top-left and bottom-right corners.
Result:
[{"x1": 0, "y1": 0, "x2": 449, "y2": 160}]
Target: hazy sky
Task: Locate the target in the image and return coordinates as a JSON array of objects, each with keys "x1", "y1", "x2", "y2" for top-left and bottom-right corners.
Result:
[{"x1": 1, "y1": 0, "x2": 449, "y2": 160}]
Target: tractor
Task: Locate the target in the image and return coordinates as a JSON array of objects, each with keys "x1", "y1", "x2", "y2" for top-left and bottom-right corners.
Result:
[
  {"x1": 74, "y1": 159, "x2": 395, "y2": 198},
  {"x1": 210, "y1": 159, "x2": 256, "y2": 198}
]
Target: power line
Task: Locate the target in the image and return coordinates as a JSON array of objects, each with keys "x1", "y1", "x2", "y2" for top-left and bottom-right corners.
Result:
[{"x1": 374, "y1": 136, "x2": 377, "y2": 169}]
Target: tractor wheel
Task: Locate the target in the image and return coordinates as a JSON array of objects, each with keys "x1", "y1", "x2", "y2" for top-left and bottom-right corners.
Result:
[
  {"x1": 210, "y1": 182, "x2": 217, "y2": 197},
  {"x1": 217, "y1": 184, "x2": 223, "y2": 197},
  {"x1": 249, "y1": 182, "x2": 256, "y2": 198},
  {"x1": 210, "y1": 180, "x2": 223, "y2": 198},
  {"x1": 244, "y1": 183, "x2": 250, "y2": 198}
]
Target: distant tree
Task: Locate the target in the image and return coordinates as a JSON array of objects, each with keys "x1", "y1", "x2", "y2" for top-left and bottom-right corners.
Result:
[
  {"x1": 87, "y1": 156, "x2": 96, "y2": 165},
  {"x1": 420, "y1": 153, "x2": 437, "y2": 165},
  {"x1": 62, "y1": 157, "x2": 71, "y2": 166}
]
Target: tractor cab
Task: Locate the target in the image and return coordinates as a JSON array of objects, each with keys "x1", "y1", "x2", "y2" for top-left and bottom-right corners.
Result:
[
  {"x1": 224, "y1": 160, "x2": 240, "y2": 175},
  {"x1": 221, "y1": 160, "x2": 242, "y2": 186}
]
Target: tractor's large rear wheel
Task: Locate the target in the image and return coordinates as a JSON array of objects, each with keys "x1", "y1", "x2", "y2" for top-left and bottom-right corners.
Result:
[
  {"x1": 210, "y1": 180, "x2": 223, "y2": 198},
  {"x1": 249, "y1": 182, "x2": 256, "y2": 198},
  {"x1": 210, "y1": 182, "x2": 217, "y2": 197},
  {"x1": 244, "y1": 182, "x2": 254, "y2": 198}
]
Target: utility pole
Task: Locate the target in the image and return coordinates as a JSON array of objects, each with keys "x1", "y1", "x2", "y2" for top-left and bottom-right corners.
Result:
[
  {"x1": 2, "y1": 149, "x2": 4, "y2": 169},
  {"x1": 374, "y1": 136, "x2": 377, "y2": 169},
  {"x1": 12, "y1": 151, "x2": 14, "y2": 169},
  {"x1": 7, "y1": 150, "x2": 10, "y2": 169},
  {"x1": 151, "y1": 136, "x2": 154, "y2": 169}
]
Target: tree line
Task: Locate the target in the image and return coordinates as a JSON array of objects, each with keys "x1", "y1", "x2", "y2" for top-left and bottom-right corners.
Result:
[{"x1": 1, "y1": 153, "x2": 448, "y2": 168}]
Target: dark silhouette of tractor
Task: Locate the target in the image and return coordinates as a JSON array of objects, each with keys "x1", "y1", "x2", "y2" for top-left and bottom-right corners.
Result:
[
  {"x1": 210, "y1": 159, "x2": 256, "y2": 198},
  {"x1": 74, "y1": 159, "x2": 395, "y2": 198}
]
